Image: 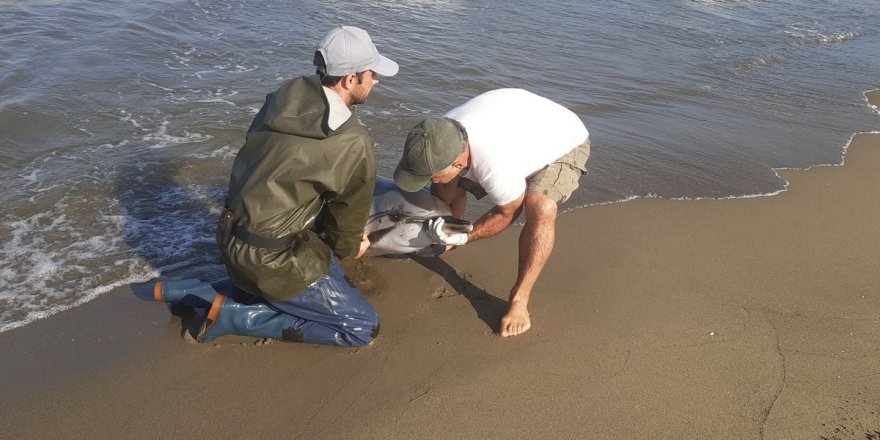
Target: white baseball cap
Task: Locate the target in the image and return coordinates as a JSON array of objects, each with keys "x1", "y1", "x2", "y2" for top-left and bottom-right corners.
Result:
[{"x1": 315, "y1": 26, "x2": 399, "y2": 77}]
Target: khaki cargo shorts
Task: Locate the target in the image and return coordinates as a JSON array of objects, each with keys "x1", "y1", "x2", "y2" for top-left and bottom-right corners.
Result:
[{"x1": 526, "y1": 139, "x2": 590, "y2": 204}]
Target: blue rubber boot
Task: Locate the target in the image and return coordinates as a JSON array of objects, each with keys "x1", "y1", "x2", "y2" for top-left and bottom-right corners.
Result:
[
  {"x1": 152, "y1": 279, "x2": 221, "y2": 309},
  {"x1": 197, "y1": 295, "x2": 304, "y2": 343}
]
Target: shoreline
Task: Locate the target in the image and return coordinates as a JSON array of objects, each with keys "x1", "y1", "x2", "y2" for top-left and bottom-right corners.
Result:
[
  {"x1": 3, "y1": 89, "x2": 877, "y2": 336},
  {"x1": 1, "y1": 95, "x2": 878, "y2": 439}
]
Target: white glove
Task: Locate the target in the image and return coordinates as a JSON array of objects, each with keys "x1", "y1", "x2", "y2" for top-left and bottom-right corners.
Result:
[{"x1": 427, "y1": 217, "x2": 469, "y2": 246}]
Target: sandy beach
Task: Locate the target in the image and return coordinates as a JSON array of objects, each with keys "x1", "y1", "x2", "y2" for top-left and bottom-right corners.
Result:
[{"x1": 1, "y1": 95, "x2": 878, "y2": 439}]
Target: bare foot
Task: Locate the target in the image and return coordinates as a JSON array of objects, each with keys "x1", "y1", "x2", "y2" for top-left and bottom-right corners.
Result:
[{"x1": 500, "y1": 302, "x2": 531, "y2": 337}]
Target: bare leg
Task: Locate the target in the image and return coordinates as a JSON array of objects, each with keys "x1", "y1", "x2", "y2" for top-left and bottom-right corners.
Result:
[{"x1": 500, "y1": 191, "x2": 557, "y2": 337}]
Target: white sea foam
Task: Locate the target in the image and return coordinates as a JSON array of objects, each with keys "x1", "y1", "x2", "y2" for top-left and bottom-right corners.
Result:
[
  {"x1": 186, "y1": 144, "x2": 238, "y2": 161},
  {"x1": 144, "y1": 81, "x2": 175, "y2": 92},
  {"x1": 192, "y1": 98, "x2": 236, "y2": 105},
  {"x1": 164, "y1": 48, "x2": 196, "y2": 71},
  {"x1": 784, "y1": 24, "x2": 860, "y2": 46},
  {"x1": 192, "y1": 88, "x2": 240, "y2": 106},
  {"x1": 119, "y1": 109, "x2": 146, "y2": 130},
  {"x1": 22, "y1": 169, "x2": 39, "y2": 183},
  {"x1": 0, "y1": 270, "x2": 158, "y2": 334},
  {"x1": 144, "y1": 120, "x2": 212, "y2": 148},
  {"x1": 867, "y1": 90, "x2": 880, "y2": 115}
]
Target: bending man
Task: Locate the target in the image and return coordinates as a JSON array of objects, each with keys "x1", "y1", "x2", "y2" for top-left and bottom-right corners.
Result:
[{"x1": 393, "y1": 89, "x2": 589, "y2": 337}]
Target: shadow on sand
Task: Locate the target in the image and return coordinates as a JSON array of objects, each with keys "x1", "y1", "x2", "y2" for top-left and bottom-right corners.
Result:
[{"x1": 411, "y1": 255, "x2": 508, "y2": 334}]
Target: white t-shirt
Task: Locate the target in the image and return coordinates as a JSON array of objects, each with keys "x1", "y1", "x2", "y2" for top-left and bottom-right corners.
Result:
[{"x1": 444, "y1": 88, "x2": 589, "y2": 206}]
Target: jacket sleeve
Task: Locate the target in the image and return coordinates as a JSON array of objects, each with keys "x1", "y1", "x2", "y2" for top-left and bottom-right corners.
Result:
[{"x1": 321, "y1": 139, "x2": 376, "y2": 259}]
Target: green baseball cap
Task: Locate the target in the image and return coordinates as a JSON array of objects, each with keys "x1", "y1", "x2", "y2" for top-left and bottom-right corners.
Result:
[{"x1": 394, "y1": 117, "x2": 464, "y2": 192}]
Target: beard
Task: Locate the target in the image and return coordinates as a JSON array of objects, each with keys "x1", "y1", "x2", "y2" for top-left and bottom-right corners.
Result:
[{"x1": 349, "y1": 75, "x2": 373, "y2": 105}]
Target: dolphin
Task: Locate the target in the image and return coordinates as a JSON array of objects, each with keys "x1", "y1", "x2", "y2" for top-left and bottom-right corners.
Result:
[{"x1": 364, "y1": 176, "x2": 472, "y2": 257}]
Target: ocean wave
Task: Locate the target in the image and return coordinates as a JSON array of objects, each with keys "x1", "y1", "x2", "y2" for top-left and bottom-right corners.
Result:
[
  {"x1": 145, "y1": 123, "x2": 212, "y2": 149},
  {"x1": 687, "y1": 0, "x2": 764, "y2": 4},
  {"x1": 185, "y1": 144, "x2": 239, "y2": 161},
  {"x1": 784, "y1": 24, "x2": 860, "y2": 46},
  {"x1": 119, "y1": 110, "x2": 212, "y2": 149},
  {"x1": 0, "y1": 155, "x2": 227, "y2": 333},
  {"x1": 867, "y1": 90, "x2": 880, "y2": 115},
  {"x1": 736, "y1": 54, "x2": 785, "y2": 72},
  {"x1": 0, "y1": 0, "x2": 72, "y2": 5}
]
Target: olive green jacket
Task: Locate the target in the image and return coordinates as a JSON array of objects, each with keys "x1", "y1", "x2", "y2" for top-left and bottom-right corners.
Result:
[{"x1": 220, "y1": 75, "x2": 376, "y2": 301}]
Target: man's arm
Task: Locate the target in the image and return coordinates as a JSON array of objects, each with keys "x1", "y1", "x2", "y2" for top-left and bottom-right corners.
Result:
[
  {"x1": 323, "y1": 151, "x2": 376, "y2": 259},
  {"x1": 467, "y1": 192, "x2": 525, "y2": 243},
  {"x1": 431, "y1": 178, "x2": 468, "y2": 218},
  {"x1": 431, "y1": 177, "x2": 524, "y2": 244}
]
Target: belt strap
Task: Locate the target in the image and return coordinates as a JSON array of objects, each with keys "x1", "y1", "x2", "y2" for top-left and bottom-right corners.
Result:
[{"x1": 231, "y1": 225, "x2": 300, "y2": 251}]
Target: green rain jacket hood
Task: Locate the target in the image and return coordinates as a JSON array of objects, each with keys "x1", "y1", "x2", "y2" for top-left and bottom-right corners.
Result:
[{"x1": 220, "y1": 75, "x2": 376, "y2": 301}]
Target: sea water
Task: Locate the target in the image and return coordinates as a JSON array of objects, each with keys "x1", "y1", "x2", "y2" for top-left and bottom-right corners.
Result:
[{"x1": 1, "y1": 0, "x2": 878, "y2": 332}]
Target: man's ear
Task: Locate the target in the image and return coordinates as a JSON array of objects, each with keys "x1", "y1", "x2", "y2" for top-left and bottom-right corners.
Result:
[{"x1": 340, "y1": 73, "x2": 358, "y2": 90}]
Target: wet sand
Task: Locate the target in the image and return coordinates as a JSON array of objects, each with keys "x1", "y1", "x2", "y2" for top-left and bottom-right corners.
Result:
[{"x1": 2, "y1": 111, "x2": 879, "y2": 438}]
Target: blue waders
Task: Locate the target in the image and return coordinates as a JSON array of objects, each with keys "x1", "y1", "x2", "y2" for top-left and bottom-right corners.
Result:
[{"x1": 151, "y1": 257, "x2": 379, "y2": 347}]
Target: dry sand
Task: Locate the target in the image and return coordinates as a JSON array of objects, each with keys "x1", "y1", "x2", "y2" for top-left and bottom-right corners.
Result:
[{"x1": 1, "y1": 96, "x2": 878, "y2": 439}]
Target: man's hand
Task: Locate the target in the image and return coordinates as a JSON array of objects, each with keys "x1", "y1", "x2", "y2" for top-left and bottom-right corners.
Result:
[
  {"x1": 354, "y1": 233, "x2": 371, "y2": 259},
  {"x1": 500, "y1": 302, "x2": 531, "y2": 337},
  {"x1": 427, "y1": 217, "x2": 469, "y2": 246}
]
